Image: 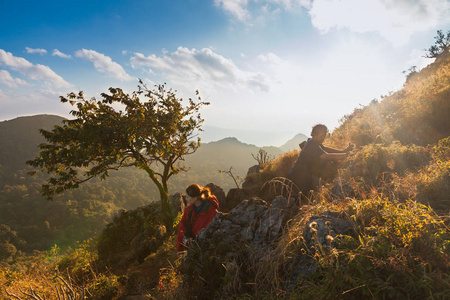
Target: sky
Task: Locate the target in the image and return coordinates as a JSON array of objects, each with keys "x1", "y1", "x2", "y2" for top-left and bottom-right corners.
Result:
[{"x1": 1, "y1": 0, "x2": 449, "y2": 147}]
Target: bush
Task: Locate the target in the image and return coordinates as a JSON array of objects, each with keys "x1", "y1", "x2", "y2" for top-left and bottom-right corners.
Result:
[
  {"x1": 97, "y1": 203, "x2": 167, "y2": 269},
  {"x1": 340, "y1": 142, "x2": 431, "y2": 186},
  {"x1": 292, "y1": 198, "x2": 450, "y2": 299},
  {"x1": 242, "y1": 150, "x2": 299, "y2": 197},
  {"x1": 397, "y1": 136, "x2": 450, "y2": 211}
]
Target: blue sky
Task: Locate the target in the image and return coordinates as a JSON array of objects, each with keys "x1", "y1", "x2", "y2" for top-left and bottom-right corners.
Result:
[{"x1": 1, "y1": 0, "x2": 449, "y2": 146}]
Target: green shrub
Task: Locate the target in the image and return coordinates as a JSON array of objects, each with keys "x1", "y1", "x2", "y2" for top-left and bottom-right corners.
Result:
[
  {"x1": 340, "y1": 142, "x2": 431, "y2": 186},
  {"x1": 398, "y1": 136, "x2": 450, "y2": 211},
  {"x1": 290, "y1": 198, "x2": 450, "y2": 299},
  {"x1": 97, "y1": 203, "x2": 167, "y2": 269}
]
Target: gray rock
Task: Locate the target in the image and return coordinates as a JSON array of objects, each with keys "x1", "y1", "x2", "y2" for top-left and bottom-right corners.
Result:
[
  {"x1": 170, "y1": 192, "x2": 185, "y2": 215},
  {"x1": 197, "y1": 196, "x2": 298, "y2": 255},
  {"x1": 222, "y1": 188, "x2": 253, "y2": 213},
  {"x1": 206, "y1": 182, "x2": 226, "y2": 209},
  {"x1": 303, "y1": 211, "x2": 352, "y2": 251},
  {"x1": 331, "y1": 179, "x2": 355, "y2": 199}
]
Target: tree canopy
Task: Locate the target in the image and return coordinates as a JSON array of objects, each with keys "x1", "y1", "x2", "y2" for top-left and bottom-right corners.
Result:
[
  {"x1": 425, "y1": 29, "x2": 450, "y2": 59},
  {"x1": 27, "y1": 82, "x2": 209, "y2": 229}
]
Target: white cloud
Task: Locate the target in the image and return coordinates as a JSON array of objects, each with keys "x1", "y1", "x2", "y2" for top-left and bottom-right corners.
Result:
[
  {"x1": 52, "y1": 49, "x2": 72, "y2": 59},
  {"x1": 214, "y1": 0, "x2": 250, "y2": 21},
  {"x1": 130, "y1": 47, "x2": 271, "y2": 92},
  {"x1": 0, "y1": 70, "x2": 27, "y2": 88},
  {"x1": 75, "y1": 49, "x2": 134, "y2": 81},
  {"x1": 257, "y1": 52, "x2": 282, "y2": 65},
  {"x1": 0, "y1": 49, "x2": 71, "y2": 88},
  {"x1": 309, "y1": 0, "x2": 450, "y2": 46},
  {"x1": 25, "y1": 47, "x2": 48, "y2": 55},
  {"x1": 214, "y1": 0, "x2": 311, "y2": 20},
  {"x1": 215, "y1": 0, "x2": 449, "y2": 46},
  {"x1": 0, "y1": 87, "x2": 71, "y2": 120}
]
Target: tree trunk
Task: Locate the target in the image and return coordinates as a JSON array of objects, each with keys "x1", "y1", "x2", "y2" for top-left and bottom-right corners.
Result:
[{"x1": 159, "y1": 187, "x2": 173, "y2": 234}]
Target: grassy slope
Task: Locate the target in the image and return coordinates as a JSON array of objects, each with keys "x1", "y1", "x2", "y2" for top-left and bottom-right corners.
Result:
[{"x1": 1, "y1": 49, "x2": 450, "y2": 299}]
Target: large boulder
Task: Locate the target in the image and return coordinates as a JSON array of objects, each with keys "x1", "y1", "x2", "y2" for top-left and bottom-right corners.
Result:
[
  {"x1": 331, "y1": 179, "x2": 355, "y2": 199},
  {"x1": 170, "y1": 192, "x2": 185, "y2": 215},
  {"x1": 181, "y1": 194, "x2": 355, "y2": 298},
  {"x1": 222, "y1": 188, "x2": 253, "y2": 213},
  {"x1": 205, "y1": 183, "x2": 226, "y2": 209},
  {"x1": 284, "y1": 211, "x2": 353, "y2": 290},
  {"x1": 302, "y1": 211, "x2": 353, "y2": 251},
  {"x1": 241, "y1": 164, "x2": 262, "y2": 193},
  {"x1": 197, "y1": 196, "x2": 298, "y2": 253}
]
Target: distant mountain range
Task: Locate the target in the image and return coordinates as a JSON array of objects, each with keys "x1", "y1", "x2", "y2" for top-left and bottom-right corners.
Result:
[
  {"x1": 0, "y1": 114, "x2": 307, "y2": 193},
  {"x1": 279, "y1": 133, "x2": 308, "y2": 152},
  {"x1": 0, "y1": 115, "x2": 306, "y2": 169}
]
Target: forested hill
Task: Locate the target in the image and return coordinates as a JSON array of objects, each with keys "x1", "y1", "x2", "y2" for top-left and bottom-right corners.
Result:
[
  {"x1": 0, "y1": 115, "x2": 65, "y2": 171},
  {"x1": 0, "y1": 114, "x2": 296, "y2": 256},
  {"x1": 0, "y1": 115, "x2": 289, "y2": 192}
]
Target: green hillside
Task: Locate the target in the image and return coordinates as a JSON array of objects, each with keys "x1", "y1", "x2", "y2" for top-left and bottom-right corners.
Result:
[
  {"x1": 0, "y1": 116, "x2": 156, "y2": 255},
  {"x1": 1, "y1": 35, "x2": 449, "y2": 299},
  {"x1": 0, "y1": 115, "x2": 65, "y2": 171},
  {"x1": 0, "y1": 115, "x2": 286, "y2": 257}
]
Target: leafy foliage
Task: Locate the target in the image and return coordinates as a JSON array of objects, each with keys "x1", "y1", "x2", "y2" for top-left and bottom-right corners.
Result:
[
  {"x1": 425, "y1": 30, "x2": 450, "y2": 59},
  {"x1": 27, "y1": 82, "x2": 209, "y2": 229},
  {"x1": 97, "y1": 203, "x2": 167, "y2": 269}
]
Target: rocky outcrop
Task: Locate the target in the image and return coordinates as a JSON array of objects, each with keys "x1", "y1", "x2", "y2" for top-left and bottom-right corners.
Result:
[
  {"x1": 221, "y1": 188, "x2": 253, "y2": 213},
  {"x1": 303, "y1": 211, "x2": 353, "y2": 250},
  {"x1": 206, "y1": 183, "x2": 226, "y2": 209},
  {"x1": 170, "y1": 192, "x2": 185, "y2": 215},
  {"x1": 241, "y1": 164, "x2": 261, "y2": 192},
  {"x1": 197, "y1": 196, "x2": 299, "y2": 255},
  {"x1": 284, "y1": 211, "x2": 353, "y2": 290},
  {"x1": 183, "y1": 194, "x2": 354, "y2": 297}
]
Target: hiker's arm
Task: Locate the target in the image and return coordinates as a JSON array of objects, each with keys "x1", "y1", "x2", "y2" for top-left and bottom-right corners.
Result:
[
  {"x1": 320, "y1": 152, "x2": 348, "y2": 161},
  {"x1": 322, "y1": 143, "x2": 354, "y2": 154}
]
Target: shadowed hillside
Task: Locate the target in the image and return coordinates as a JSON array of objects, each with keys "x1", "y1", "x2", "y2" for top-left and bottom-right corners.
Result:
[
  {"x1": 0, "y1": 115, "x2": 65, "y2": 171},
  {"x1": 1, "y1": 36, "x2": 450, "y2": 299},
  {"x1": 0, "y1": 115, "x2": 288, "y2": 258}
]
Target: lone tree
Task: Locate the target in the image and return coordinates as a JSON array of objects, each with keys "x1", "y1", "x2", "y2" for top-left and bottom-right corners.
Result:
[
  {"x1": 425, "y1": 29, "x2": 450, "y2": 59},
  {"x1": 27, "y1": 81, "x2": 209, "y2": 231}
]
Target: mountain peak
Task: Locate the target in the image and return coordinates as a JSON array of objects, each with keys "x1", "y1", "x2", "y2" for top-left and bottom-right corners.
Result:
[{"x1": 279, "y1": 133, "x2": 308, "y2": 152}]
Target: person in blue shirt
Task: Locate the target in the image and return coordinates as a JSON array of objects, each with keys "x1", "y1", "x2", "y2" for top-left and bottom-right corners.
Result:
[{"x1": 287, "y1": 124, "x2": 354, "y2": 199}]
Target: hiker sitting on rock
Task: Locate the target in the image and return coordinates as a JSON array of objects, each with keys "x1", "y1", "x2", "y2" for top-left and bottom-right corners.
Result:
[
  {"x1": 177, "y1": 184, "x2": 219, "y2": 253},
  {"x1": 287, "y1": 124, "x2": 354, "y2": 199}
]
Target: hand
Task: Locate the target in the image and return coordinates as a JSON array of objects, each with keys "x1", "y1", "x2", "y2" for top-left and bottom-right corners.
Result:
[{"x1": 345, "y1": 143, "x2": 355, "y2": 152}]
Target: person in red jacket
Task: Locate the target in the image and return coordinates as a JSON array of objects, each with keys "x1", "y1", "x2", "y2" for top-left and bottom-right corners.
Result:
[{"x1": 177, "y1": 184, "x2": 219, "y2": 253}]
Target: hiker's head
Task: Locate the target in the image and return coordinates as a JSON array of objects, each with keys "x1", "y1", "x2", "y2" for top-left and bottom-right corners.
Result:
[
  {"x1": 311, "y1": 124, "x2": 329, "y2": 143},
  {"x1": 186, "y1": 184, "x2": 211, "y2": 205}
]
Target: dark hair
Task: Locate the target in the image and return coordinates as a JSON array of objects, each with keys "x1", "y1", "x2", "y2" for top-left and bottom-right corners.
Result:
[
  {"x1": 311, "y1": 124, "x2": 328, "y2": 137},
  {"x1": 186, "y1": 184, "x2": 211, "y2": 200}
]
